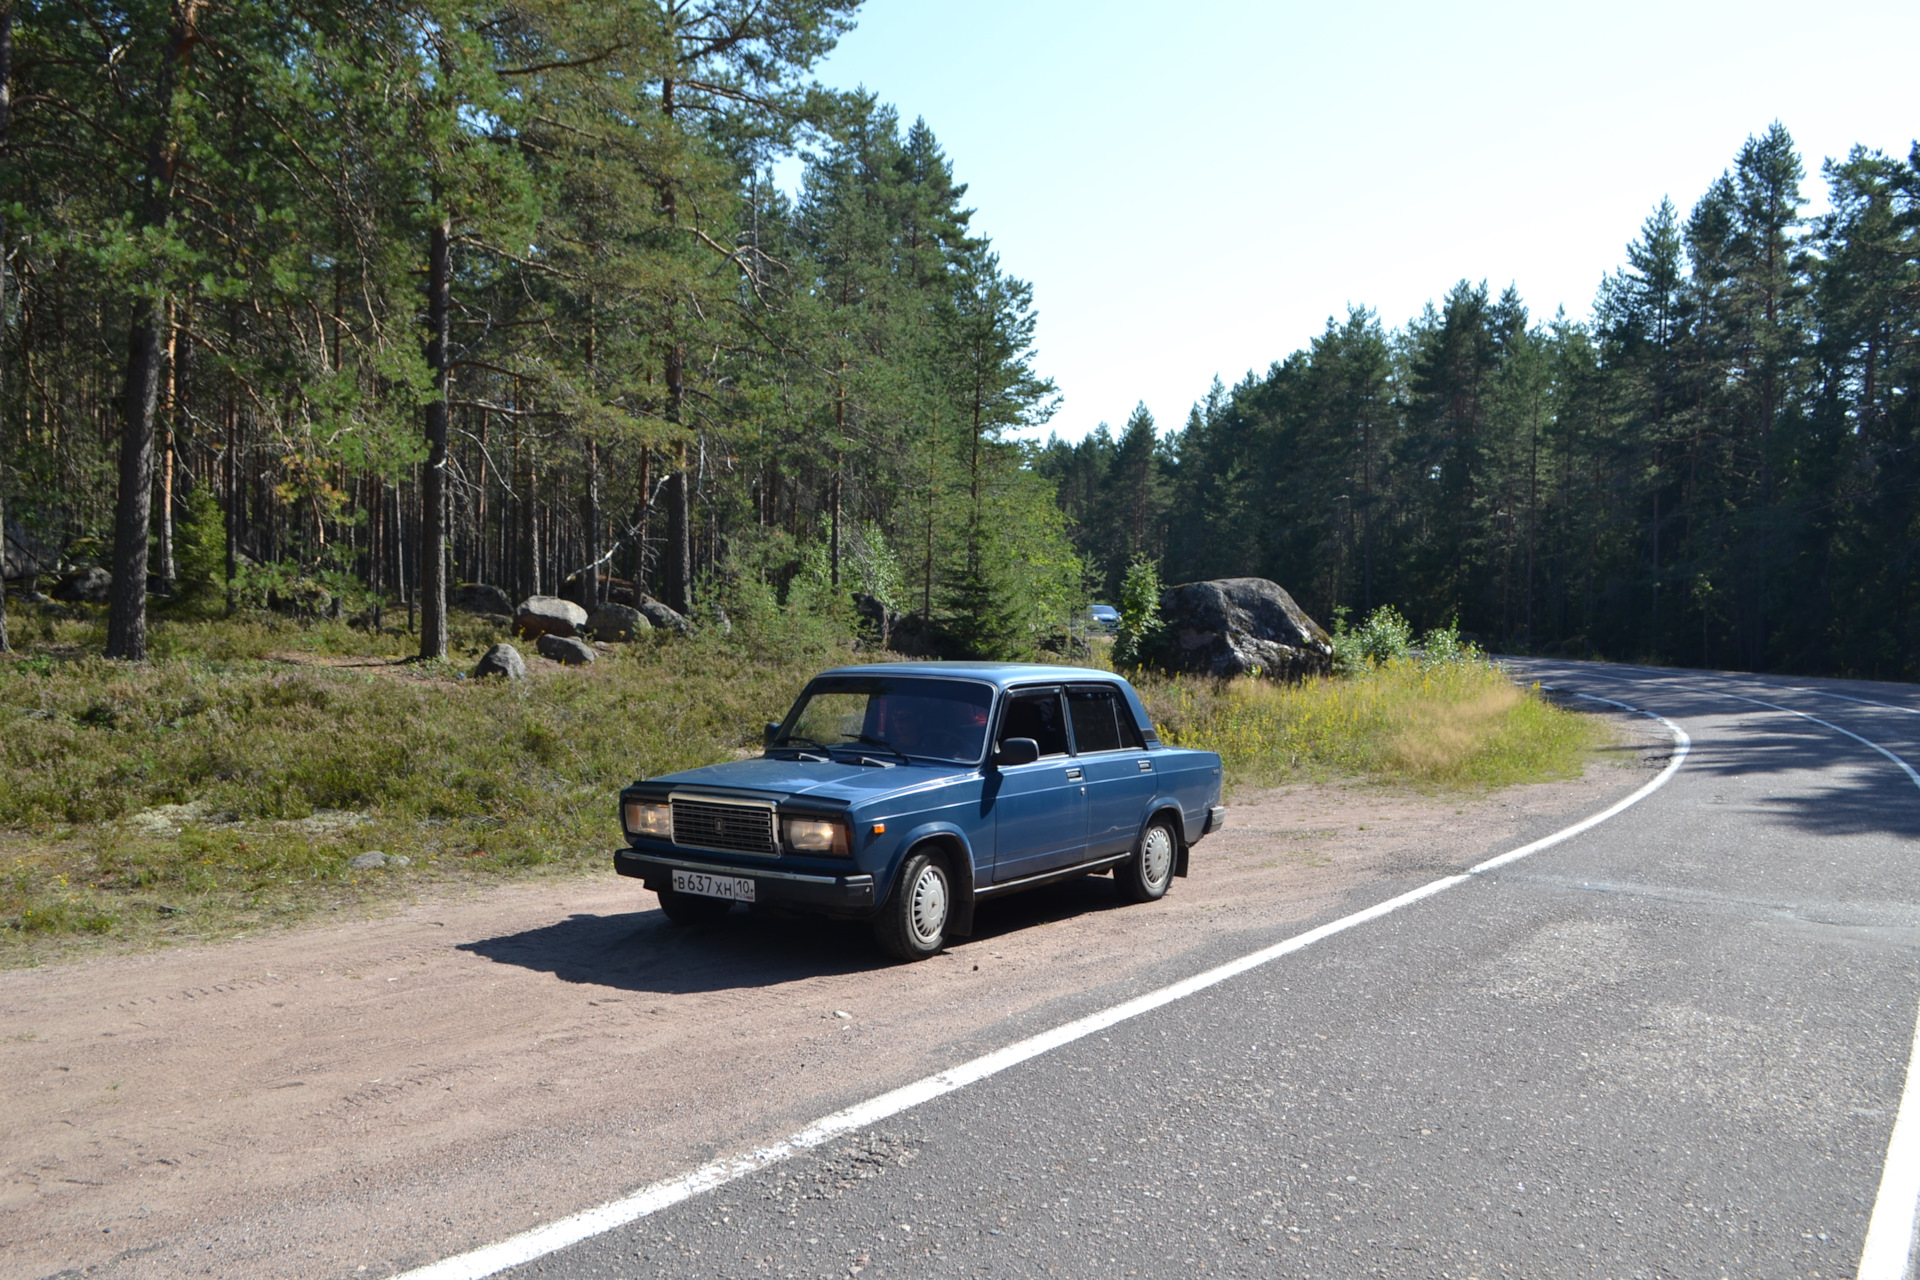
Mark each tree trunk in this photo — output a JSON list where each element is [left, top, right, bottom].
[[106, 0, 203, 659], [582, 437, 600, 610], [0, 1, 13, 653], [107, 300, 164, 658], [664, 341, 690, 613], [156, 311, 178, 593], [418, 216, 450, 660]]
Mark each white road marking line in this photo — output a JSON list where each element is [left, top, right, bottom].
[[390, 692, 1690, 1280], [1552, 668, 1920, 1278], [1865, 993, 1920, 1280], [1687, 688, 1920, 1279]]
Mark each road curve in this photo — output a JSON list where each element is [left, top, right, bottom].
[[477, 659, 1920, 1280]]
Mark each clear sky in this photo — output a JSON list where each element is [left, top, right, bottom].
[[787, 0, 1920, 442]]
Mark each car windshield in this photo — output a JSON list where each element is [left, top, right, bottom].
[[776, 677, 994, 764]]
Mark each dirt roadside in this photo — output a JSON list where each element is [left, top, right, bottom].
[[0, 711, 1666, 1280]]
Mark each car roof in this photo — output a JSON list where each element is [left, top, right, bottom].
[[814, 661, 1127, 690]]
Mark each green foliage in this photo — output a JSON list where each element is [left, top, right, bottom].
[[1417, 619, 1478, 665], [1113, 558, 1164, 668], [172, 487, 227, 600], [1331, 604, 1413, 672]]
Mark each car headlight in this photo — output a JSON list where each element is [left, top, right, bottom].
[[781, 816, 849, 856], [624, 801, 671, 838]]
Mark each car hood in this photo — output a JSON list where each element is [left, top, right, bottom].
[[650, 756, 973, 803]]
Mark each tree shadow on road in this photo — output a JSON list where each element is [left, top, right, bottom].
[[457, 872, 1134, 994]]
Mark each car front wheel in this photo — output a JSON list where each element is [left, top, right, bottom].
[[1116, 816, 1177, 903], [874, 849, 950, 962]]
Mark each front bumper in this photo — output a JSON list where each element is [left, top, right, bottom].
[[614, 848, 877, 915]]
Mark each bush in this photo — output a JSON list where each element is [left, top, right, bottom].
[[1114, 558, 1164, 668], [1331, 604, 1413, 672]]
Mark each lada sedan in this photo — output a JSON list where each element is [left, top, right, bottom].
[[614, 663, 1226, 960]]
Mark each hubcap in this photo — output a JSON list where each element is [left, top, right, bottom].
[[1142, 825, 1174, 888], [909, 864, 949, 946]]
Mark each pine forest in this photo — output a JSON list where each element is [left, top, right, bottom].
[[1, 3, 1918, 681]]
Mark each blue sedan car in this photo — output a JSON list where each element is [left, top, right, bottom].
[[615, 663, 1226, 960]]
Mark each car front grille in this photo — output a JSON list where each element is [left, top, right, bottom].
[[671, 798, 776, 856]]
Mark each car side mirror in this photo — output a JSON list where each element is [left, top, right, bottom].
[[995, 737, 1040, 767], [764, 722, 782, 748]]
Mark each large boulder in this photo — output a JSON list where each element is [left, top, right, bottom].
[[588, 602, 649, 641], [472, 642, 527, 680], [1153, 577, 1333, 681], [636, 596, 691, 635], [536, 633, 596, 666], [51, 566, 112, 604], [451, 583, 513, 616], [514, 595, 587, 639]]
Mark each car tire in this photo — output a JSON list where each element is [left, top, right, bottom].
[[873, 849, 951, 962], [656, 887, 734, 925], [1116, 816, 1177, 903]]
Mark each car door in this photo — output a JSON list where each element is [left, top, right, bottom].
[[1069, 683, 1156, 857], [989, 687, 1089, 883]]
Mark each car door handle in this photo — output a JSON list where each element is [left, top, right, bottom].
[[1137, 759, 1153, 772], [1065, 768, 1083, 782]]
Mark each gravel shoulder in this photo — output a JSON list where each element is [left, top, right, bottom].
[[0, 711, 1664, 1280]]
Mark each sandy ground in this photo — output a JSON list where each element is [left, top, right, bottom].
[[0, 713, 1665, 1280]]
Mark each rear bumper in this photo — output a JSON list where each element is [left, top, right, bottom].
[[614, 848, 877, 916], [1203, 804, 1227, 835]]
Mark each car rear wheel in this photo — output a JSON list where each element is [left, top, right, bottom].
[[656, 887, 734, 925], [1116, 816, 1177, 903], [874, 849, 950, 962]]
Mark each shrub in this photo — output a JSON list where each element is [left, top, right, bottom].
[[1113, 558, 1164, 669], [1331, 604, 1413, 672]]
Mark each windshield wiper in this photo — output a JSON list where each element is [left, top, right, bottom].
[[770, 733, 830, 761], [855, 736, 912, 762]]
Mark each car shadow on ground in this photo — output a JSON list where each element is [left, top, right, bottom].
[[457, 872, 1137, 994]]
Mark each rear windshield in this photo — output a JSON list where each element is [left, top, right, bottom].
[[776, 677, 995, 764]]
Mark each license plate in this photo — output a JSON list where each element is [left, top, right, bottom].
[[672, 869, 756, 902]]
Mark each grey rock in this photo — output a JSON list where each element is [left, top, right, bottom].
[[348, 851, 410, 870], [451, 583, 513, 616], [472, 642, 528, 680], [1153, 577, 1333, 681], [514, 595, 588, 639], [588, 602, 650, 641], [636, 597, 691, 635], [536, 633, 596, 665], [51, 566, 112, 604]]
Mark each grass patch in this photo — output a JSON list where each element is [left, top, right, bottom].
[[0, 606, 852, 964], [0, 604, 1608, 962], [1136, 657, 1609, 792]]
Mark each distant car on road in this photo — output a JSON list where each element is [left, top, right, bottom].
[[615, 663, 1225, 960], [1087, 604, 1119, 632]]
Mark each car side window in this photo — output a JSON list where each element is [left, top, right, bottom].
[[1067, 687, 1125, 753], [999, 691, 1070, 757]]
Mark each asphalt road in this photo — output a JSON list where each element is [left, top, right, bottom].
[[488, 660, 1920, 1280]]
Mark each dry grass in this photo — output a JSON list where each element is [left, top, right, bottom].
[[1135, 658, 1607, 793]]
